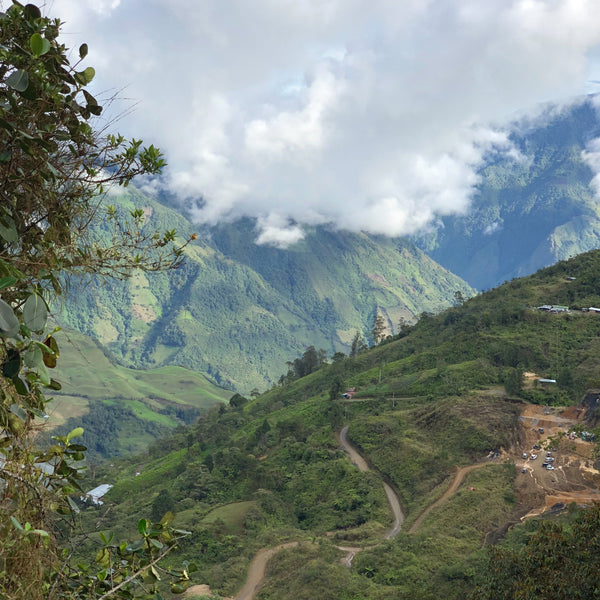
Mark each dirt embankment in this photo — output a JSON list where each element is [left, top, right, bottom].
[[514, 404, 600, 517], [191, 407, 600, 599]]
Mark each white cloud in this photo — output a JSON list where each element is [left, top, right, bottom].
[[254, 214, 306, 248], [582, 137, 600, 195], [22, 0, 600, 245]]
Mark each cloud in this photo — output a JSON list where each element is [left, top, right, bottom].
[[254, 214, 306, 248], [484, 222, 502, 235], [26, 0, 600, 245]]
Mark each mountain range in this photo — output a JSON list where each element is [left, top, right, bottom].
[[81, 248, 600, 600], [54, 189, 472, 395], [55, 97, 600, 399], [413, 97, 600, 290]]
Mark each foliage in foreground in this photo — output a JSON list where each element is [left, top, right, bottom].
[[0, 2, 194, 598]]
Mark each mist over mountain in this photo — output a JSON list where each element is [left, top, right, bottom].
[[414, 97, 600, 290], [55, 188, 472, 394]]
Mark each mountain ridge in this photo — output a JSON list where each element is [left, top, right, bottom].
[[55, 188, 473, 394], [83, 249, 600, 599]]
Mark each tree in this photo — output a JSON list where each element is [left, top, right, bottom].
[[151, 489, 176, 522], [328, 375, 345, 401], [503, 367, 523, 397], [471, 504, 600, 600], [289, 346, 327, 379], [0, 3, 194, 598], [350, 332, 367, 357], [454, 290, 465, 306], [229, 393, 248, 409], [372, 313, 387, 345]]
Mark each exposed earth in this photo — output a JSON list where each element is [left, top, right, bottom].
[[184, 402, 600, 599], [513, 403, 600, 517]]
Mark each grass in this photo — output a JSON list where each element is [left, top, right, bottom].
[[46, 328, 232, 457], [202, 501, 257, 534]]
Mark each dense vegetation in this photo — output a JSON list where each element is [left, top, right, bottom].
[[55, 199, 474, 394], [80, 250, 600, 599], [0, 3, 195, 598]]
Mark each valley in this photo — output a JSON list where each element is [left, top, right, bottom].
[[71, 250, 600, 600], [5, 6, 600, 598], [182, 400, 600, 599]]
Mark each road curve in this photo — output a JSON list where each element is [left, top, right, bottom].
[[234, 542, 298, 600], [339, 426, 405, 539], [407, 463, 488, 534], [232, 428, 406, 599]]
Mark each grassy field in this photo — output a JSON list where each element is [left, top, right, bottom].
[[45, 328, 232, 456]]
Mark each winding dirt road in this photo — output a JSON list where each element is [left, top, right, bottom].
[[407, 463, 489, 533], [339, 426, 405, 539], [234, 542, 299, 600], [230, 428, 405, 599]]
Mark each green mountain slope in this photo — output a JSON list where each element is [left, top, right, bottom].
[[414, 98, 600, 290], [46, 328, 232, 457], [85, 250, 600, 599], [55, 187, 473, 394]]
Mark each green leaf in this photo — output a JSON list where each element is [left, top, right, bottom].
[[9, 403, 27, 422], [29, 33, 50, 57], [0, 298, 19, 337], [160, 511, 174, 526], [6, 69, 29, 92], [12, 375, 29, 395], [0, 276, 17, 289], [23, 346, 50, 385], [187, 562, 198, 573], [74, 67, 95, 86], [99, 532, 113, 545], [67, 444, 87, 452], [79, 43, 88, 59], [66, 427, 84, 441], [137, 518, 149, 536], [95, 547, 110, 567], [0, 150, 11, 163], [67, 496, 81, 515], [23, 4, 42, 20], [23, 294, 48, 332], [47, 378, 61, 390], [150, 565, 161, 580], [42, 335, 59, 368], [0, 217, 18, 243], [125, 539, 145, 553], [2, 349, 21, 378]]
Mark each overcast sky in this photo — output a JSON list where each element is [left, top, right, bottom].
[[29, 1, 600, 245]]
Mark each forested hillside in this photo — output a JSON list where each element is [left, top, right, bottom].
[[83, 250, 600, 599], [414, 98, 600, 290], [55, 187, 473, 394]]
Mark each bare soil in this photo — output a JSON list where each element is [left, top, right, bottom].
[[514, 404, 600, 518], [193, 408, 600, 599]]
